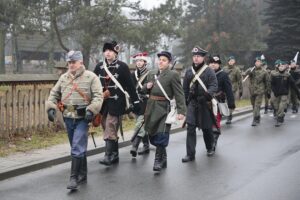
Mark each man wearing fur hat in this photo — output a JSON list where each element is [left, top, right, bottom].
[[130, 52, 150, 157], [93, 41, 140, 166], [182, 46, 218, 162], [46, 50, 103, 190], [223, 56, 242, 124]]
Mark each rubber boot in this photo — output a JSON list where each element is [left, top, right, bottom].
[[130, 136, 141, 157], [67, 157, 81, 190], [110, 140, 119, 164], [153, 146, 163, 171], [161, 147, 167, 169], [226, 114, 232, 124], [138, 134, 150, 155], [99, 140, 113, 166], [77, 156, 87, 184]]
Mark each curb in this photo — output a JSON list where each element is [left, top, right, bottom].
[[0, 108, 253, 181]]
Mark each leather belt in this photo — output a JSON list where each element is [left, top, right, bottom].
[[149, 95, 167, 101]]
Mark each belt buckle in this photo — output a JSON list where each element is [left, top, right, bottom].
[[66, 105, 75, 112]]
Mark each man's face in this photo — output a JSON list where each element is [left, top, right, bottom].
[[68, 60, 82, 73], [193, 55, 205, 65], [209, 62, 220, 71], [228, 59, 235, 66], [278, 64, 286, 72], [255, 60, 262, 68], [136, 59, 146, 68], [290, 62, 296, 69], [104, 49, 117, 60], [158, 56, 170, 70]]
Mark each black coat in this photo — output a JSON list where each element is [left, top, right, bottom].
[[94, 60, 139, 116], [271, 70, 299, 97], [290, 68, 300, 88], [131, 69, 149, 115], [215, 68, 235, 109], [183, 64, 218, 129]]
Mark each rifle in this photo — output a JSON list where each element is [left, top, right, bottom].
[[242, 66, 255, 82], [130, 120, 145, 142], [170, 58, 177, 70]]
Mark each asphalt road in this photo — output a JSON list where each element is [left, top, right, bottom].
[[1, 112, 300, 200]]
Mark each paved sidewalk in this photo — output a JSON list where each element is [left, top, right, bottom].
[[0, 106, 252, 179]]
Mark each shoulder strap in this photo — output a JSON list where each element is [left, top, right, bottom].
[[189, 65, 209, 90], [135, 70, 149, 89], [103, 61, 130, 108], [154, 75, 171, 102]]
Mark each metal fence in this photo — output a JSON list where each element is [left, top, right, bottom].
[[0, 74, 59, 139]]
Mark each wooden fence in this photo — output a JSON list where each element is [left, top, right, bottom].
[[0, 74, 59, 139]]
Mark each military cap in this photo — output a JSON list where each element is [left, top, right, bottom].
[[192, 46, 208, 56], [66, 50, 83, 62], [255, 56, 263, 61], [132, 52, 149, 62], [209, 55, 222, 64], [157, 51, 172, 61], [228, 56, 235, 61], [103, 40, 120, 54]]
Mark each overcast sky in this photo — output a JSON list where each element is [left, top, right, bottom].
[[134, 0, 166, 9]]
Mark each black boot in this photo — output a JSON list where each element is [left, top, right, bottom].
[[182, 155, 195, 163], [264, 106, 268, 114], [275, 117, 281, 127], [226, 114, 232, 124], [110, 140, 119, 164], [256, 116, 261, 124], [99, 140, 113, 166], [161, 147, 167, 169], [153, 147, 163, 171], [212, 130, 220, 151], [138, 134, 150, 155], [130, 136, 141, 157], [251, 117, 257, 126], [77, 156, 87, 184], [67, 157, 81, 190]]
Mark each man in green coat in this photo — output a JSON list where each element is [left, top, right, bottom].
[[223, 56, 243, 124], [143, 51, 186, 172], [244, 57, 270, 126]]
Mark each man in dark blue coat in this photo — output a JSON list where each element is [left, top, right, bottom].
[[182, 47, 218, 162]]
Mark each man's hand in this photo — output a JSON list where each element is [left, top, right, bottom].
[[47, 109, 56, 122], [85, 110, 94, 122], [177, 114, 185, 120], [146, 82, 154, 89]]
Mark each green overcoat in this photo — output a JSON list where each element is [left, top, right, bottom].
[[143, 68, 186, 136]]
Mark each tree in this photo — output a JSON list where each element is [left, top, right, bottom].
[[179, 0, 264, 65], [264, 0, 300, 61]]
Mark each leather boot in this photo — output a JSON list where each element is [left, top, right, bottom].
[[251, 117, 257, 126], [153, 147, 163, 171], [256, 116, 261, 124], [110, 140, 119, 164], [226, 114, 232, 124], [67, 157, 81, 190], [99, 140, 113, 166], [275, 117, 282, 127], [138, 134, 150, 155], [264, 106, 268, 114], [182, 155, 195, 163], [212, 130, 220, 151], [161, 147, 167, 169], [130, 136, 141, 157], [77, 156, 87, 184]]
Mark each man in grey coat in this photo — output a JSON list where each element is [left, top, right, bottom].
[[182, 47, 218, 162]]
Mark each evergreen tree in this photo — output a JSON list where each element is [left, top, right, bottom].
[[264, 0, 300, 62]]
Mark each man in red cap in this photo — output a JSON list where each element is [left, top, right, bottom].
[[130, 52, 151, 157]]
